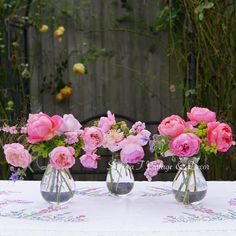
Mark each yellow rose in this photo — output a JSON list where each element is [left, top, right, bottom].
[[73, 63, 85, 75], [39, 25, 49, 33], [60, 86, 73, 97], [56, 93, 64, 102], [58, 26, 65, 33], [54, 26, 65, 38]]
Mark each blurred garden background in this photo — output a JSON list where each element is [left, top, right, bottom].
[[0, 0, 236, 181]]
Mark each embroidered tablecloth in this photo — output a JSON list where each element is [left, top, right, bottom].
[[0, 181, 236, 236]]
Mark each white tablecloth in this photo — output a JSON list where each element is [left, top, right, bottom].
[[0, 181, 236, 236]]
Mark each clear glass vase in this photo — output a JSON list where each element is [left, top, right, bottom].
[[40, 164, 75, 205], [172, 157, 207, 204], [106, 158, 134, 196]]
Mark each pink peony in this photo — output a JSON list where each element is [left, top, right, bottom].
[[144, 160, 164, 181], [82, 126, 104, 151], [49, 146, 75, 169], [207, 122, 232, 152], [103, 129, 124, 152], [80, 153, 100, 169], [27, 113, 62, 143], [98, 110, 116, 133], [58, 114, 82, 133], [120, 143, 144, 164], [169, 133, 201, 157], [187, 107, 216, 125], [3, 143, 32, 168], [158, 115, 186, 138]]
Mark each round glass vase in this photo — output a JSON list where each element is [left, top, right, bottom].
[[106, 158, 134, 196], [40, 164, 75, 205], [172, 157, 207, 205]]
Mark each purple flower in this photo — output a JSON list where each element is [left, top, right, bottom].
[[9, 172, 21, 182], [141, 135, 150, 143], [149, 140, 156, 153], [131, 121, 146, 134], [144, 160, 164, 181]]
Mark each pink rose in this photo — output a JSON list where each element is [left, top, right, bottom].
[[27, 113, 62, 143], [120, 143, 144, 164], [82, 126, 104, 151], [98, 110, 116, 133], [58, 114, 82, 133], [169, 133, 201, 157], [144, 160, 164, 181], [80, 153, 100, 169], [187, 107, 216, 125], [3, 143, 32, 168], [158, 115, 186, 138], [207, 122, 232, 152], [49, 146, 75, 169]]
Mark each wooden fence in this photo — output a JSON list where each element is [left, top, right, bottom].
[[28, 0, 183, 122], [27, 0, 183, 181]]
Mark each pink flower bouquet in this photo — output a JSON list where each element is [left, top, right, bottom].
[[145, 107, 233, 204], [2, 112, 84, 204], [79, 111, 151, 195]]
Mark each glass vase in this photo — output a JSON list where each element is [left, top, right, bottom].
[[172, 157, 207, 205], [40, 164, 75, 205], [106, 158, 134, 196]]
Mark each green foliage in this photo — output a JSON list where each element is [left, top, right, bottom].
[[154, 135, 172, 156], [30, 135, 84, 159]]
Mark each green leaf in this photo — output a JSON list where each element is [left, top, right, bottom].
[[199, 13, 204, 21], [204, 2, 214, 9]]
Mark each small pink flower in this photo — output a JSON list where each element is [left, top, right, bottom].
[[187, 107, 216, 125], [2, 125, 18, 134], [120, 143, 144, 164], [207, 122, 232, 152], [3, 143, 32, 168], [20, 127, 27, 134], [131, 121, 146, 134], [82, 126, 104, 151], [80, 153, 100, 169], [58, 114, 82, 133], [103, 129, 124, 152], [158, 115, 186, 138], [98, 110, 116, 133], [65, 132, 79, 144], [27, 112, 62, 143], [49, 146, 75, 169], [169, 133, 201, 157], [144, 160, 164, 181]]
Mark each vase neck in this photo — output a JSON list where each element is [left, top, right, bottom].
[[179, 156, 200, 165], [112, 152, 120, 161]]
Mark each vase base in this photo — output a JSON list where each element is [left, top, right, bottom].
[[106, 182, 134, 195], [41, 191, 75, 205], [172, 189, 207, 204]]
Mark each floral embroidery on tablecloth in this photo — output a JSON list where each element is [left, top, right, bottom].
[[0, 204, 86, 222], [163, 204, 236, 223]]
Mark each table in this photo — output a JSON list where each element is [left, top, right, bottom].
[[0, 181, 236, 236]]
